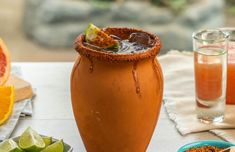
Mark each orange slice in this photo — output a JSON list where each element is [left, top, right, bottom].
[[0, 86, 15, 125], [0, 38, 11, 86]]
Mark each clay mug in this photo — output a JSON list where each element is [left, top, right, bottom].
[[71, 27, 164, 152]]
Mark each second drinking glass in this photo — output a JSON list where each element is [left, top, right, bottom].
[[220, 28, 235, 105]]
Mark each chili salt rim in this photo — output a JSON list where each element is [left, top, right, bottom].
[[74, 27, 161, 62]]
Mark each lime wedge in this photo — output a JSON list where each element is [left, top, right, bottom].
[[41, 140, 64, 152], [18, 127, 45, 152], [0, 139, 23, 152], [42, 137, 52, 148], [85, 23, 119, 49]]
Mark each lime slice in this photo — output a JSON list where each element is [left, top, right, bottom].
[[85, 23, 119, 49], [41, 140, 64, 152], [18, 127, 45, 152], [0, 139, 23, 152], [42, 137, 52, 148]]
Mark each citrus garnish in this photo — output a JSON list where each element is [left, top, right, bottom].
[[41, 140, 64, 152], [18, 127, 45, 152], [85, 23, 119, 49], [0, 139, 23, 152], [42, 136, 52, 148], [0, 86, 15, 125], [0, 38, 11, 86]]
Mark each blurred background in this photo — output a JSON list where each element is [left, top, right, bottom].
[[0, 0, 235, 61]]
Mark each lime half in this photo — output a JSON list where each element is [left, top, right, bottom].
[[41, 140, 64, 152], [42, 137, 52, 148], [85, 23, 119, 49], [18, 127, 45, 152], [0, 139, 23, 152]]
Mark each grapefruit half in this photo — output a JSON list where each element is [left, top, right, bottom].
[[0, 38, 10, 86]]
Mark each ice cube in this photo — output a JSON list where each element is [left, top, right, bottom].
[[132, 43, 146, 51], [128, 32, 154, 47], [118, 40, 130, 53]]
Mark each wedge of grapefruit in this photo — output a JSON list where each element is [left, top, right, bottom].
[[0, 86, 15, 125], [85, 23, 119, 49], [0, 38, 10, 86]]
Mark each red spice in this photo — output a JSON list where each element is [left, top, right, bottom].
[[185, 146, 224, 152]]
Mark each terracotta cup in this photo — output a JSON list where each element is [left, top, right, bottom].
[[71, 27, 164, 152]]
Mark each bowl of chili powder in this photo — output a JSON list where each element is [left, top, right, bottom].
[[177, 140, 235, 152]]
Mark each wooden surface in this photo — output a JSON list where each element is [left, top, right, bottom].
[[11, 62, 222, 152], [6, 75, 34, 102]]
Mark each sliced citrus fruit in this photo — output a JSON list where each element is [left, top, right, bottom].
[[42, 136, 53, 148], [85, 23, 119, 49], [18, 127, 45, 152], [0, 38, 11, 86], [0, 139, 23, 152], [0, 86, 15, 125], [41, 140, 64, 152]]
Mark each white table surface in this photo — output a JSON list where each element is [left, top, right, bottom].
[[11, 62, 222, 152]]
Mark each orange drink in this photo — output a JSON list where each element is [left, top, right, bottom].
[[195, 56, 222, 101], [227, 64, 235, 104], [226, 44, 235, 104], [193, 29, 228, 123]]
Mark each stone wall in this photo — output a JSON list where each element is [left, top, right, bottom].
[[23, 0, 224, 53]]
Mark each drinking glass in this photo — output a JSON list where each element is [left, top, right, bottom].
[[220, 28, 235, 104], [193, 29, 228, 123]]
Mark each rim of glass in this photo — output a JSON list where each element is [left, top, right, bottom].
[[192, 29, 229, 42], [219, 27, 235, 31], [219, 27, 235, 41]]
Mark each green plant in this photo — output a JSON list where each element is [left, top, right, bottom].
[[90, 0, 114, 9], [228, 6, 235, 14], [226, 0, 235, 5], [91, 0, 116, 1], [152, 0, 188, 12]]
